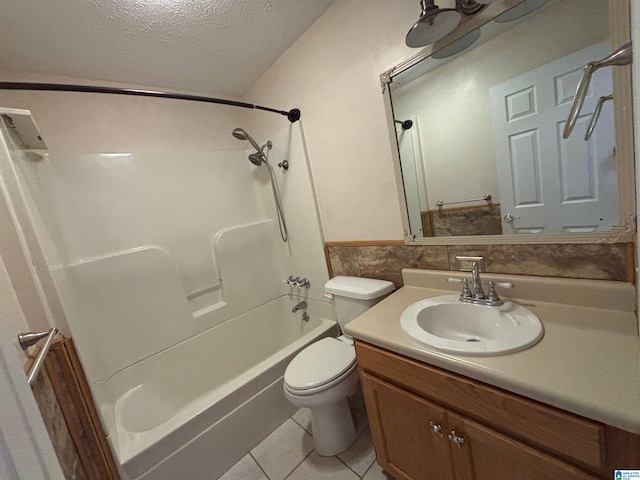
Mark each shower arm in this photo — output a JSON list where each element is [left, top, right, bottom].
[[562, 42, 632, 139], [0, 82, 302, 123]]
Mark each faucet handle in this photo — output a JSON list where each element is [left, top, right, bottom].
[[448, 277, 472, 300], [295, 277, 310, 289], [284, 275, 295, 286], [461, 279, 472, 299], [486, 281, 504, 306]]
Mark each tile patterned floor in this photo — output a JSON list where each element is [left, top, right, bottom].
[[218, 408, 394, 480]]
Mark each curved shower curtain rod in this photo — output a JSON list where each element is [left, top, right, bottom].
[[0, 82, 302, 123]]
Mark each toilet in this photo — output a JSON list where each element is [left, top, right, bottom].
[[283, 276, 395, 456]]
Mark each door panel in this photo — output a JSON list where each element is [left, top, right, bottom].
[[447, 412, 600, 480], [490, 41, 617, 234], [361, 373, 453, 480]]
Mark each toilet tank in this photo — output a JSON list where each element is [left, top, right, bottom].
[[325, 276, 396, 333]]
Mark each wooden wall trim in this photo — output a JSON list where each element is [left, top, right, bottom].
[[324, 240, 405, 247], [29, 336, 121, 480], [323, 244, 334, 278]]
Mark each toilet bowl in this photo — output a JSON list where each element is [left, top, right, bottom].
[[283, 336, 360, 455], [283, 276, 395, 456]]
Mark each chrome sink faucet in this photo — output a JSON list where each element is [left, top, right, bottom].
[[471, 261, 485, 300], [450, 257, 513, 307]]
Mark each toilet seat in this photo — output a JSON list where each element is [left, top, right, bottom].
[[284, 337, 356, 395]]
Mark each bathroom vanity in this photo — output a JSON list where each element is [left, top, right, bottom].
[[345, 269, 640, 479]]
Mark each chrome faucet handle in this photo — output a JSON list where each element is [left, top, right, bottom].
[[461, 278, 472, 299], [486, 281, 503, 306], [284, 275, 295, 286], [448, 277, 472, 300], [297, 277, 311, 289]]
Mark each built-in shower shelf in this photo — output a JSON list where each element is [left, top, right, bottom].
[[0, 108, 48, 150]]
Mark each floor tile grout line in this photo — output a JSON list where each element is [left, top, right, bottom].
[[282, 448, 315, 480], [360, 459, 378, 479], [334, 453, 365, 478], [290, 416, 312, 436], [248, 451, 271, 480]]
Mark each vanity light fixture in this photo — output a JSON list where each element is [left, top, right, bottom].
[[432, 28, 481, 59], [494, 0, 549, 23], [405, 0, 485, 48]]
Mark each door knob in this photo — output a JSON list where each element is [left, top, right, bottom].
[[503, 213, 515, 223]]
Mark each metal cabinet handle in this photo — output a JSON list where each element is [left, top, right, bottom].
[[448, 431, 465, 448], [429, 421, 443, 437]]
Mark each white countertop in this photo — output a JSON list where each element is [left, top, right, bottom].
[[344, 269, 640, 434]]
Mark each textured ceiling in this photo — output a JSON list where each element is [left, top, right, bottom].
[[0, 0, 334, 97]]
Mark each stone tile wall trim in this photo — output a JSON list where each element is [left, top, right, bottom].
[[326, 242, 634, 288]]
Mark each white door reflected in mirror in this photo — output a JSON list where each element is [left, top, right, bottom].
[[387, 0, 632, 241], [489, 41, 618, 235]]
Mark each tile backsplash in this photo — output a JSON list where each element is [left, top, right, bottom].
[[326, 242, 634, 288], [423, 204, 502, 238]]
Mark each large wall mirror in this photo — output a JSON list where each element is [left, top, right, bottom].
[[384, 0, 635, 245]]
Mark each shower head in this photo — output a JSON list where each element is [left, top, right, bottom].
[[232, 127, 273, 166], [232, 127, 263, 153], [232, 127, 247, 140], [248, 152, 264, 166]]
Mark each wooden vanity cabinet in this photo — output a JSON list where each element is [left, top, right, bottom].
[[356, 341, 640, 480], [360, 373, 454, 480]]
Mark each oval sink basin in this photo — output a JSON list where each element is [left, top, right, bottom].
[[401, 295, 543, 356]]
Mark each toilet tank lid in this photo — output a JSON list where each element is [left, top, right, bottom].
[[325, 276, 395, 300]]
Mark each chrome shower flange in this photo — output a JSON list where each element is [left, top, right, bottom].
[[277, 160, 289, 170]]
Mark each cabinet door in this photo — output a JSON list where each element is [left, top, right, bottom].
[[447, 412, 601, 480], [360, 373, 454, 480]]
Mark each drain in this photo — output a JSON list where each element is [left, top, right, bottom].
[[466, 338, 481, 342]]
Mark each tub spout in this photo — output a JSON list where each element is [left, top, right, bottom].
[[292, 301, 307, 313]]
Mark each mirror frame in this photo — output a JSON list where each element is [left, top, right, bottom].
[[382, 0, 635, 245]]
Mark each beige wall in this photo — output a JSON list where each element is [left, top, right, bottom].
[[246, 0, 430, 241]]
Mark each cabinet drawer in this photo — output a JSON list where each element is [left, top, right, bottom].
[[355, 342, 605, 472]]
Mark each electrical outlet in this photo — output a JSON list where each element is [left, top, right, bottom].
[[455, 256, 485, 272]]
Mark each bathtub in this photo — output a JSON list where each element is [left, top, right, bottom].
[[97, 295, 337, 480]]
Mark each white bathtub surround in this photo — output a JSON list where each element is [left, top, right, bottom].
[[12, 123, 329, 380], [219, 409, 391, 480], [4, 119, 334, 479]]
